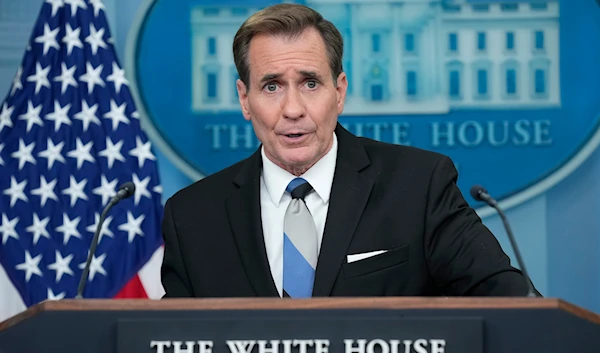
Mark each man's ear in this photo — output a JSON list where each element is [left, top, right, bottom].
[[236, 79, 251, 121], [335, 72, 348, 115]]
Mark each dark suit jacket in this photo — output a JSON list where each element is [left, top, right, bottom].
[[161, 124, 535, 297]]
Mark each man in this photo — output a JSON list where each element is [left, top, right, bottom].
[[161, 4, 536, 298]]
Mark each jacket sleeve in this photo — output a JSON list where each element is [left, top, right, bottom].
[[161, 198, 194, 297], [423, 156, 539, 296]]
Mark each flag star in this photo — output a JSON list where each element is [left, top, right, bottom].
[[0, 214, 20, 245], [10, 66, 23, 96], [56, 213, 82, 245], [98, 137, 125, 168], [15, 251, 43, 283], [26, 213, 51, 245], [106, 62, 129, 94], [67, 138, 95, 169], [11, 139, 37, 170], [54, 62, 78, 94], [47, 250, 74, 282], [3, 176, 28, 207], [74, 101, 101, 131], [38, 138, 66, 169], [153, 185, 163, 194], [118, 211, 145, 243], [26, 62, 51, 94], [85, 23, 107, 55], [131, 111, 140, 119], [34, 23, 60, 55], [132, 174, 151, 206], [79, 62, 105, 94], [0, 102, 14, 132], [0, 143, 4, 166], [103, 99, 129, 131], [78, 253, 107, 281], [64, 0, 87, 17], [86, 213, 114, 244], [62, 175, 88, 207], [45, 101, 72, 131], [46, 0, 64, 17], [18, 100, 44, 133], [62, 24, 83, 55], [31, 175, 59, 207], [47, 288, 67, 300], [89, 0, 105, 17], [92, 175, 118, 206], [129, 136, 156, 168]]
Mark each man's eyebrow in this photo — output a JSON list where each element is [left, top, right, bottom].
[[258, 71, 325, 83], [298, 70, 323, 80], [259, 73, 281, 83]]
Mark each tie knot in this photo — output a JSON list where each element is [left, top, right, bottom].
[[286, 178, 313, 200]]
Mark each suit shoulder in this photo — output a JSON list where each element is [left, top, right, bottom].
[[166, 156, 248, 207], [354, 137, 460, 195], [359, 137, 450, 167]]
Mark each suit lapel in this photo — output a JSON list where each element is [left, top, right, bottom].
[[225, 150, 279, 297], [313, 125, 374, 296]]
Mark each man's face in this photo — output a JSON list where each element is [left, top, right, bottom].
[[237, 27, 347, 176]]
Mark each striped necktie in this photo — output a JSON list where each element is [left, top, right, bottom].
[[283, 178, 318, 298]]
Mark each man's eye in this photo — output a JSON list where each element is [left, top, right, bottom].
[[306, 80, 318, 89], [265, 83, 277, 92]]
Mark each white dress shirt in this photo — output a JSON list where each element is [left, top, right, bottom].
[[260, 133, 338, 297]]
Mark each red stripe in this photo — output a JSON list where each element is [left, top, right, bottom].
[[114, 274, 148, 298]]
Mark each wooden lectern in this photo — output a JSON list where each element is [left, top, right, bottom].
[[0, 297, 598, 353]]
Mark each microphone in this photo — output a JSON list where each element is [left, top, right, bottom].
[[76, 182, 136, 299], [470, 185, 538, 298], [111, 181, 135, 203]]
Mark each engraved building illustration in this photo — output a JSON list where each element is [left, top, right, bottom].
[[191, 0, 560, 115]]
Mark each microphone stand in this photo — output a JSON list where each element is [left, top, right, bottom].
[[75, 197, 119, 299], [487, 200, 537, 298], [472, 186, 538, 298]]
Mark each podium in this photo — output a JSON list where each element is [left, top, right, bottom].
[[0, 297, 598, 353]]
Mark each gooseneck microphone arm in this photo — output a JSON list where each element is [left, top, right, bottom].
[[470, 185, 538, 298], [76, 182, 136, 299]]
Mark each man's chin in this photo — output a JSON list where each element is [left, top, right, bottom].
[[279, 155, 318, 175]]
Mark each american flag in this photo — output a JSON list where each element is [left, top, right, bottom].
[[0, 0, 164, 317]]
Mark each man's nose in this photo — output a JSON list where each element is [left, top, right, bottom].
[[282, 87, 305, 119]]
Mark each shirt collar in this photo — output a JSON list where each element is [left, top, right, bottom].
[[261, 133, 338, 206]]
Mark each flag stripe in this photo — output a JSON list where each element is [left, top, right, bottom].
[[137, 246, 165, 299], [114, 274, 148, 299], [0, 264, 26, 322]]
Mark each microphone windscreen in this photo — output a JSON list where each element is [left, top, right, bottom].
[[470, 185, 487, 201], [119, 181, 136, 199]]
